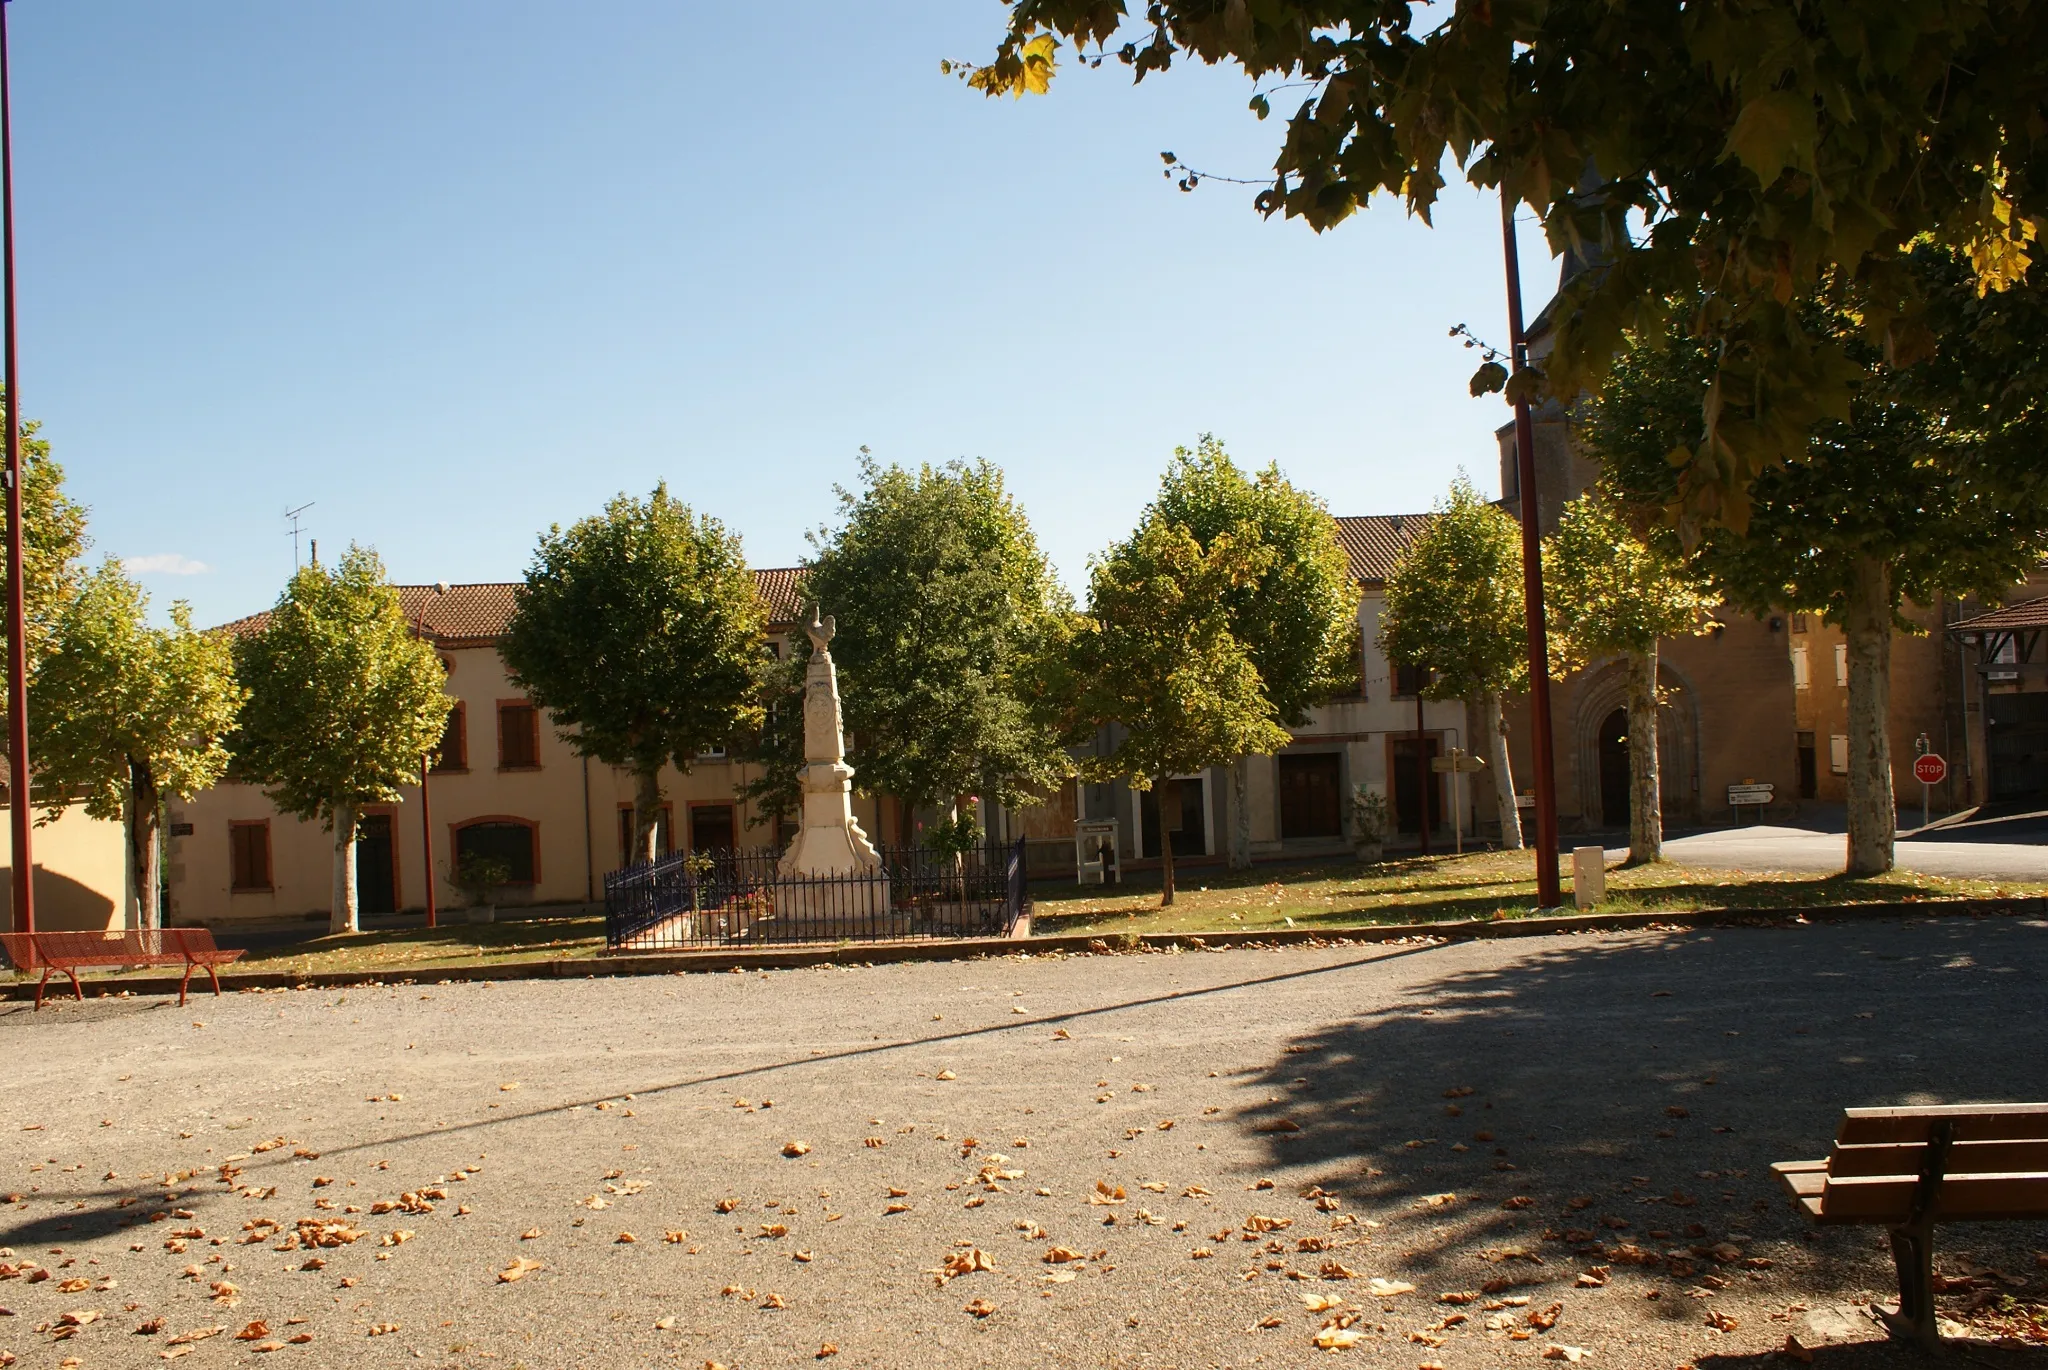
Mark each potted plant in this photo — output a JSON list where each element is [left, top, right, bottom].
[[1350, 785, 1389, 863], [449, 855, 511, 925]]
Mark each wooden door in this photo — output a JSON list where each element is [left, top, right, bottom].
[[1278, 753, 1343, 838]]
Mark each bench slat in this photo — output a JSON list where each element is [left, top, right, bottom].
[[1812, 1172, 2048, 1224], [1826, 1139, 2048, 1179], [1837, 1104, 2048, 1146]]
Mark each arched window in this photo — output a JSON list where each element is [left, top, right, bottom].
[[453, 819, 538, 885]]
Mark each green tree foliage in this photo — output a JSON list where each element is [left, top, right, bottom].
[[796, 454, 1071, 828], [233, 547, 452, 932], [965, 3, 2048, 528], [1146, 436, 1355, 868], [0, 410, 88, 707], [32, 563, 244, 929], [501, 485, 766, 865], [1588, 253, 2048, 874], [1378, 479, 1528, 848], [1545, 495, 1717, 863], [1056, 515, 1292, 907]]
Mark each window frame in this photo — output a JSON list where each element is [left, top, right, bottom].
[[1829, 734, 1850, 775], [496, 700, 542, 771], [431, 700, 469, 773], [228, 820, 273, 893], [616, 802, 673, 866], [450, 815, 541, 886], [687, 801, 738, 854]]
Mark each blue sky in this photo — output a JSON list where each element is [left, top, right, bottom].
[[15, 1, 1555, 626]]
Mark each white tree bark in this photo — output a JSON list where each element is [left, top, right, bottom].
[[1484, 691, 1523, 850], [330, 800, 360, 934], [128, 759, 162, 936], [1843, 556, 1896, 876], [634, 765, 664, 865], [1624, 648, 1663, 864], [1228, 757, 1252, 870]]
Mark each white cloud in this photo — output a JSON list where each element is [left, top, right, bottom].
[[122, 553, 211, 576]]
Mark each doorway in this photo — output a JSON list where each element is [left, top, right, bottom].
[[355, 814, 397, 915], [1796, 731, 1818, 799], [1387, 736, 1441, 835], [1598, 708, 1631, 828], [1278, 753, 1343, 839], [690, 803, 737, 853], [1139, 778, 1208, 858], [1987, 693, 2048, 801]]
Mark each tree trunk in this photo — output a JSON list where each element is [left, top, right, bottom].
[[330, 800, 360, 934], [1484, 691, 1523, 851], [1625, 648, 1664, 864], [1156, 778, 1179, 908], [633, 764, 664, 865], [1228, 757, 1252, 870], [128, 758, 162, 935], [1844, 556, 1896, 876]]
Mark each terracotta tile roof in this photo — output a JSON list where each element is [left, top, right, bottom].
[[752, 566, 804, 626], [1334, 513, 1434, 585], [215, 568, 805, 643], [1950, 595, 2048, 634]]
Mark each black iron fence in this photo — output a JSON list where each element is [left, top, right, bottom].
[[603, 839, 1027, 951]]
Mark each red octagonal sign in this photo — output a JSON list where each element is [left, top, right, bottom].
[[1913, 753, 1948, 786]]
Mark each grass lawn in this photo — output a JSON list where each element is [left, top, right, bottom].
[[1027, 848, 2047, 938], [23, 853, 2041, 988]]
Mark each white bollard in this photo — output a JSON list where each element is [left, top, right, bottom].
[[1571, 846, 1607, 911]]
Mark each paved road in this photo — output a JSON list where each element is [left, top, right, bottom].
[[4, 919, 2047, 1368], [1642, 809, 2048, 881]]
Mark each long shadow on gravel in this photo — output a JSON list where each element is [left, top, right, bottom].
[[1236, 916, 2048, 1327]]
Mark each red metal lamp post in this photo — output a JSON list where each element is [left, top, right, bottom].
[[1500, 190, 1563, 909], [2, 0, 33, 934]]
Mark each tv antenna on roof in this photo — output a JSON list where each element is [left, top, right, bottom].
[[284, 502, 315, 568]]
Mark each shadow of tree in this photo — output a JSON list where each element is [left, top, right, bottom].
[[1232, 917, 2048, 1341]]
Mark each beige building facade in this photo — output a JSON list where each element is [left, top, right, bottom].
[[0, 800, 131, 933], [164, 572, 896, 928]]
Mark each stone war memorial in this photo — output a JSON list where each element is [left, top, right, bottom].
[[775, 606, 892, 932]]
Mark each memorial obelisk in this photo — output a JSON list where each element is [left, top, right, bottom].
[[777, 606, 885, 923]]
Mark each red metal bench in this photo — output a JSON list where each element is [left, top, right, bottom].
[[0, 928, 245, 1008]]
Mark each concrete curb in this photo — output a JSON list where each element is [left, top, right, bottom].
[[7, 896, 2042, 1004]]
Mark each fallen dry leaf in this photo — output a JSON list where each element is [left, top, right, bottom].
[[962, 1298, 996, 1318], [498, 1257, 544, 1283], [935, 1070, 957, 1081], [1543, 1346, 1590, 1362], [782, 1141, 811, 1157], [234, 1321, 270, 1341], [1313, 1326, 1366, 1350], [1368, 1279, 1416, 1298]]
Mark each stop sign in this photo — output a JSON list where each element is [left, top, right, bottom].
[[1913, 752, 1948, 786]]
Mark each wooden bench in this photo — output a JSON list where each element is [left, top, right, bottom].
[[1774, 1103, 2048, 1348], [0, 929, 245, 1009]]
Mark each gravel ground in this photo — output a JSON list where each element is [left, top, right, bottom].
[[3, 917, 2047, 1370]]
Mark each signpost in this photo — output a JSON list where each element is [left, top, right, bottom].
[[1727, 782, 1773, 825], [1431, 747, 1488, 855], [1912, 734, 1947, 830]]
